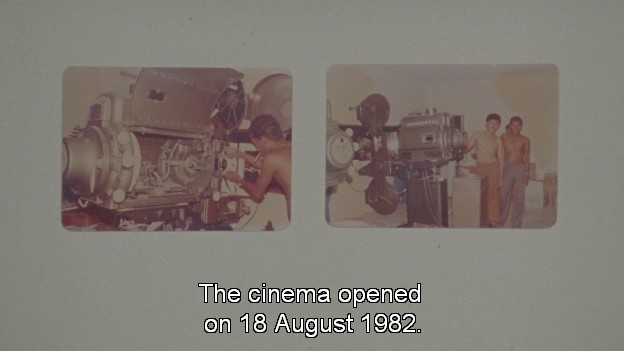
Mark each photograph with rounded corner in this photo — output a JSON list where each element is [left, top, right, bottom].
[[326, 64, 558, 229], [62, 67, 292, 231]]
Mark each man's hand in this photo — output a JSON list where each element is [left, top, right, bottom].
[[223, 171, 242, 183], [223, 146, 242, 159], [345, 173, 353, 184]]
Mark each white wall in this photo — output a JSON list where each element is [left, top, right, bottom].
[[425, 69, 559, 174]]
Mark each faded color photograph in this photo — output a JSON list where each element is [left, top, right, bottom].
[[62, 67, 292, 231], [326, 64, 558, 229]]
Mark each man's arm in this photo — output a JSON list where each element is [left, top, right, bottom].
[[238, 155, 278, 202], [224, 146, 262, 169], [464, 132, 478, 153]]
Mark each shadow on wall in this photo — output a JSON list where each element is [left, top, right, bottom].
[[327, 65, 377, 123], [493, 66, 559, 174]]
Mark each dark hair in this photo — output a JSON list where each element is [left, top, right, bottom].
[[249, 114, 283, 141], [486, 113, 501, 123], [510, 115, 523, 125]]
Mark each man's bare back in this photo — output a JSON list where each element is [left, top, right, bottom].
[[261, 143, 291, 215]]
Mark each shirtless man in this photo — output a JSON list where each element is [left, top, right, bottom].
[[498, 122, 513, 222], [223, 114, 292, 220], [499, 116, 530, 228], [464, 113, 504, 227]]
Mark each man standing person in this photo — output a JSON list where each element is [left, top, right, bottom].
[[465, 113, 504, 227], [498, 122, 513, 223], [223, 114, 292, 220], [499, 116, 530, 228]]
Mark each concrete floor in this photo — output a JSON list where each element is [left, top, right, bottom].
[[331, 202, 557, 229]]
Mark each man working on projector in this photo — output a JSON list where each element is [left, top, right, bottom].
[[499, 116, 530, 228], [465, 113, 504, 227], [223, 114, 292, 220]]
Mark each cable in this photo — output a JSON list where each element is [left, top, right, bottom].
[[426, 168, 442, 226], [222, 176, 235, 195], [421, 167, 442, 226]]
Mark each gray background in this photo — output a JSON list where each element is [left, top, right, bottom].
[[1, 0, 623, 350]]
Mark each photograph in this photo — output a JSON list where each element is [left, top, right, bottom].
[[62, 67, 292, 231], [326, 64, 558, 229]]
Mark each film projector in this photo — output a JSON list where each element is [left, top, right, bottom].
[[327, 93, 467, 227]]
